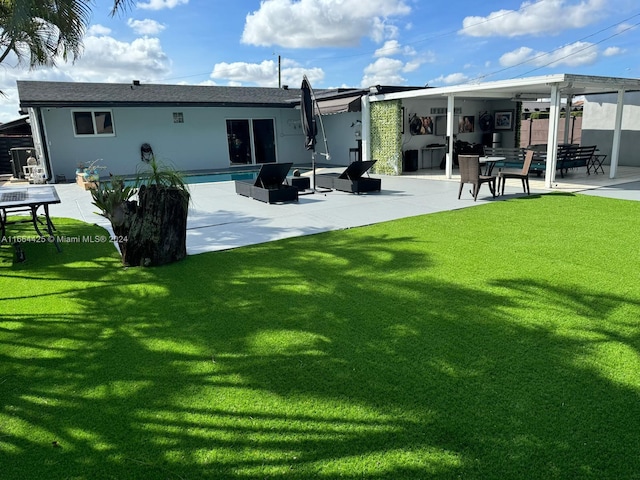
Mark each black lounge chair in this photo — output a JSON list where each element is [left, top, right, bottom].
[[315, 160, 381, 193], [235, 162, 298, 203]]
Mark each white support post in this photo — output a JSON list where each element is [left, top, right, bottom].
[[361, 95, 371, 163], [446, 95, 455, 179], [610, 89, 624, 179], [544, 85, 561, 188]]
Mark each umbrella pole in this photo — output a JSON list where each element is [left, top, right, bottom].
[[311, 150, 331, 193], [310, 151, 318, 192], [297, 150, 319, 196]]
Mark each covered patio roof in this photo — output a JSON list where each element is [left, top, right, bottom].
[[315, 94, 362, 114], [363, 74, 640, 188]]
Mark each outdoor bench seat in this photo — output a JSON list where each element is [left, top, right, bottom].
[[558, 145, 597, 177], [528, 145, 597, 177]]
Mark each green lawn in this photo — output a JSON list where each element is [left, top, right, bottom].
[[2, 193, 640, 479]]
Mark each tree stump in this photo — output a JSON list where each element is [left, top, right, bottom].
[[123, 185, 189, 267]]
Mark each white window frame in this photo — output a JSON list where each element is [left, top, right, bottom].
[[71, 109, 116, 137]]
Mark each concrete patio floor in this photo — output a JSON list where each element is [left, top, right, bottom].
[[9, 164, 640, 256]]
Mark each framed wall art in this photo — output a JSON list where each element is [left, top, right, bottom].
[[458, 115, 474, 133], [408, 113, 434, 135], [494, 110, 514, 130]]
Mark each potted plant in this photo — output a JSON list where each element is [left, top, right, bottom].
[[125, 157, 190, 266], [83, 159, 106, 181], [90, 155, 190, 267], [90, 175, 137, 258]]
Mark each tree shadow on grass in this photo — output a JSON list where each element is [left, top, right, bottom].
[[2, 213, 640, 479]]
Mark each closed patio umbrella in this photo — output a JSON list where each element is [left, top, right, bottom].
[[301, 76, 317, 152], [300, 75, 330, 192]]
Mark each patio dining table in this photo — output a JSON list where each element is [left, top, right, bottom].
[[479, 156, 506, 176], [0, 185, 61, 252]]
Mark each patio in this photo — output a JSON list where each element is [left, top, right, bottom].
[[40, 164, 640, 256]]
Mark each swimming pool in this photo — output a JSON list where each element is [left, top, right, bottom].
[[121, 166, 310, 187], [182, 171, 259, 184], [122, 170, 259, 187]]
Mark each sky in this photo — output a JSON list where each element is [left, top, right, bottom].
[[0, 0, 639, 123]]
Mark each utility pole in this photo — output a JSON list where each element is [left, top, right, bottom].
[[278, 55, 281, 88]]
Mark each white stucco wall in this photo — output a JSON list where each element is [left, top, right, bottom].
[[581, 91, 640, 167], [39, 105, 314, 179], [318, 112, 362, 165]]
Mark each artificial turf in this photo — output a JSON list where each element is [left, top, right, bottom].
[[1, 192, 640, 479]]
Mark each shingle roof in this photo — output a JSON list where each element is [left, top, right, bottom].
[[17, 81, 304, 108]]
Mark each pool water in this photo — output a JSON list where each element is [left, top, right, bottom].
[[184, 171, 259, 184], [123, 170, 259, 187], [120, 166, 311, 187]]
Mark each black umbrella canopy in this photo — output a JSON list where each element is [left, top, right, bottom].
[[301, 76, 317, 152]]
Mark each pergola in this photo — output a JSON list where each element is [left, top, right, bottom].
[[362, 74, 640, 188]]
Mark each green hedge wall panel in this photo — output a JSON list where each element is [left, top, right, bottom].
[[370, 100, 402, 175]]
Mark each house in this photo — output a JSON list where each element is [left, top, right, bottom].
[[17, 74, 640, 189], [16, 80, 373, 182]]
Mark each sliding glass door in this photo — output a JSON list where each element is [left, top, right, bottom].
[[226, 119, 276, 165]]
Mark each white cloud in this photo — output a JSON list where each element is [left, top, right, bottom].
[[210, 59, 324, 88], [616, 22, 637, 34], [499, 41, 598, 68], [360, 57, 406, 87], [500, 46, 536, 66], [55, 34, 172, 83], [87, 24, 112, 36], [603, 46, 623, 57], [127, 18, 166, 35], [403, 60, 422, 73], [136, 0, 188, 10], [370, 17, 399, 44], [430, 72, 470, 86], [374, 40, 416, 58], [375, 40, 401, 57], [241, 0, 411, 48], [460, 0, 607, 38]]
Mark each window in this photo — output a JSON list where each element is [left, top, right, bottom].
[[173, 112, 184, 123], [72, 110, 115, 136]]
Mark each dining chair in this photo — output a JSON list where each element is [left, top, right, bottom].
[[497, 150, 534, 195], [458, 155, 496, 201]]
